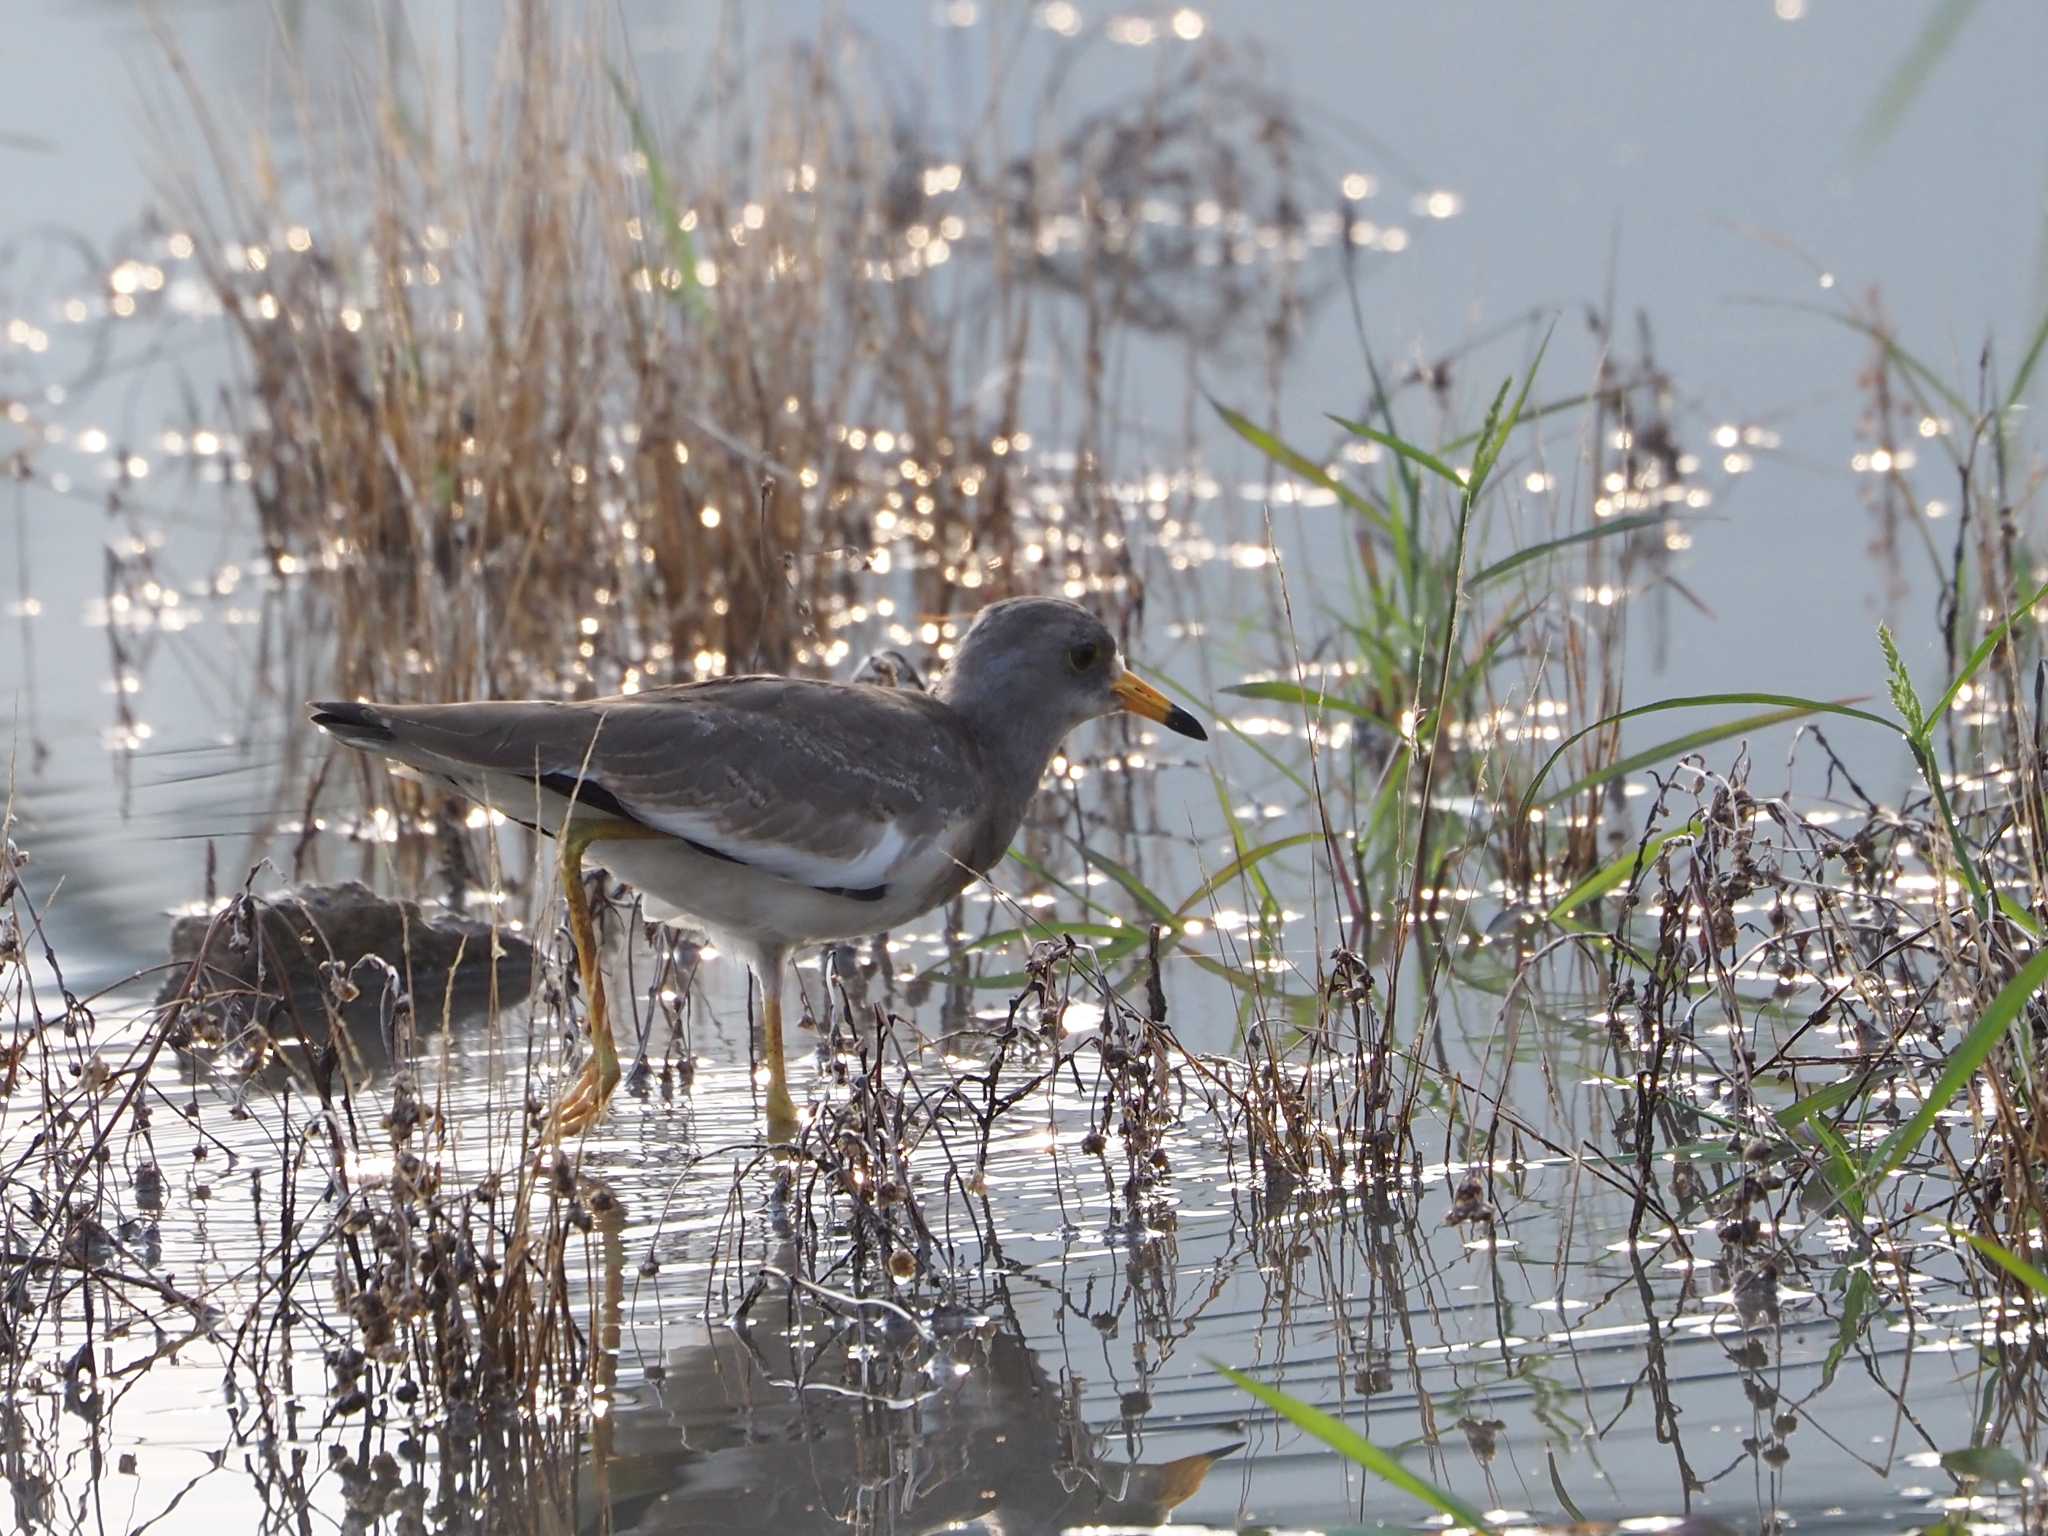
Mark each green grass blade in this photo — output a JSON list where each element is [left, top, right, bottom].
[[2006, 305, 2048, 410], [1223, 679, 1396, 729], [1463, 378, 1514, 502], [1821, 1270, 1873, 1390], [1920, 574, 2048, 740], [1447, 601, 1545, 701], [1342, 605, 1429, 668], [954, 933, 1146, 990], [1470, 510, 1669, 590], [1216, 714, 1318, 798], [1896, 736, 2009, 923], [1742, 298, 1973, 422], [1359, 741, 1414, 871], [1941, 1445, 2028, 1485], [606, 65, 709, 320], [1146, 662, 1323, 794], [1006, 849, 1114, 920], [1775, 1077, 1865, 1131], [1359, 345, 1427, 607], [1861, 944, 2048, 1192], [1853, 0, 1982, 156], [1184, 956, 1317, 1025], [1087, 850, 1178, 926], [1176, 832, 1323, 917], [1209, 1360, 1493, 1531], [1211, 399, 1401, 542], [1326, 413, 1467, 492], [1807, 1117, 1866, 1222], [1437, 390, 1597, 456], [1468, 323, 1552, 500], [1205, 771, 1288, 936], [1742, 1087, 1869, 1170], [1523, 696, 1887, 817], [1547, 1452, 1586, 1525], [1544, 818, 1701, 924], [1957, 1228, 2048, 1297], [960, 921, 1132, 953]]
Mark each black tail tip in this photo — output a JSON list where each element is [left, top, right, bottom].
[[308, 700, 394, 742]]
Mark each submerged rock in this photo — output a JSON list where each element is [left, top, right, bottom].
[[158, 880, 534, 1015]]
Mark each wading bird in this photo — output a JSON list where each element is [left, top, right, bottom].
[[309, 597, 1206, 1142]]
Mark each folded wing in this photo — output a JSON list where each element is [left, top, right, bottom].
[[310, 678, 983, 900]]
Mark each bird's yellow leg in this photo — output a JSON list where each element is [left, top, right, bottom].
[[760, 983, 797, 1145], [546, 820, 667, 1141]]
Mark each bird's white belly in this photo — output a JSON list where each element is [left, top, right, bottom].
[[593, 832, 962, 947], [436, 766, 973, 948]]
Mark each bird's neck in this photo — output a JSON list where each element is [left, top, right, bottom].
[[936, 677, 1074, 854]]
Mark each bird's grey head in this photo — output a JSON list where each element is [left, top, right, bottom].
[[936, 597, 1207, 744]]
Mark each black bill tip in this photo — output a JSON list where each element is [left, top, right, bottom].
[[1164, 704, 1208, 742], [308, 700, 395, 743]]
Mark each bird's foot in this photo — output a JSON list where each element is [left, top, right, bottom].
[[546, 1048, 621, 1142], [763, 1077, 800, 1149]]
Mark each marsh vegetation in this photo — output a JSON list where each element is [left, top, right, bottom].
[[5, 5, 2048, 1534]]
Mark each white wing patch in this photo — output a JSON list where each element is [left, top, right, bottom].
[[629, 802, 915, 893]]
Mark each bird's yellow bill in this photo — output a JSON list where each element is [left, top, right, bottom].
[[1112, 671, 1208, 741]]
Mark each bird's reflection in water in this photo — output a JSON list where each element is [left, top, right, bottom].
[[576, 1240, 1236, 1533]]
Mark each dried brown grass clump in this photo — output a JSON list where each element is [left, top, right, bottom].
[[149, 5, 1329, 720]]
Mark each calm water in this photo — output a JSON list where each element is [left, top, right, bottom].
[[4, 3, 2046, 1532]]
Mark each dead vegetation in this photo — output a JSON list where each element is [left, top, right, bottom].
[[152, 2, 1334, 695]]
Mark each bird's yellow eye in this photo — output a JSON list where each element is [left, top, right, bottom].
[[1067, 641, 1100, 673]]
